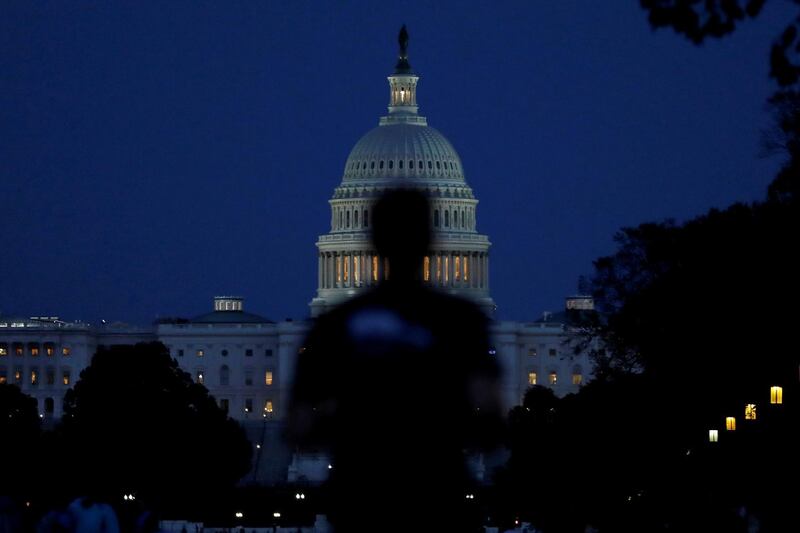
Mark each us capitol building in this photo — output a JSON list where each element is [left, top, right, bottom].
[[0, 29, 593, 485]]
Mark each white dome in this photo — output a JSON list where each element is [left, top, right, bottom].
[[342, 123, 466, 184]]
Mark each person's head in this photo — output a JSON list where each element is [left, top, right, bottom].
[[372, 189, 430, 281]]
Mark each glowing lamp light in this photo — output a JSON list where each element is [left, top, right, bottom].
[[708, 429, 719, 443], [745, 404, 757, 420], [235, 512, 243, 519], [725, 417, 736, 431], [273, 512, 281, 518], [770, 386, 783, 405]]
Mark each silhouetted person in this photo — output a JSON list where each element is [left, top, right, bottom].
[[288, 189, 502, 532]]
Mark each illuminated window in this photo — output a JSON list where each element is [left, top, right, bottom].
[[15, 344, 23, 356], [196, 349, 204, 357], [337, 256, 342, 283], [745, 404, 757, 420], [244, 399, 253, 413], [423, 256, 430, 281], [344, 255, 350, 282], [372, 256, 378, 282], [30, 368, 38, 386], [46, 367, 55, 386], [725, 417, 736, 431], [264, 400, 274, 414], [0, 344, 6, 356], [62, 347, 70, 356], [245, 349, 253, 357], [528, 348, 537, 357], [220, 398, 229, 413], [0, 369, 6, 384], [14, 368, 22, 384], [196, 371, 204, 385], [220, 365, 230, 386], [245, 371, 253, 386], [45, 344, 54, 356], [354, 256, 360, 283], [265, 349, 273, 357], [572, 365, 583, 386], [528, 372, 537, 385], [454, 256, 461, 281], [463, 256, 468, 281], [44, 397, 54, 414], [548, 372, 557, 386], [444, 256, 449, 283], [265, 371, 273, 386], [770, 386, 783, 405], [62, 370, 71, 386], [30, 345, 40, 356], [708, 429, 719, 443]]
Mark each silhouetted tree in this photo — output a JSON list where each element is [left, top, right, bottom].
[[640, 0, 800, 87], [57, 342, 251, 514], [0, 384, 40, 497]]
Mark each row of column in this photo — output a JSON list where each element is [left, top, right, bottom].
[[318, 251, 489, 290]]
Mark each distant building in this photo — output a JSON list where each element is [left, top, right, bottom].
[[0, 30, 595, 485]]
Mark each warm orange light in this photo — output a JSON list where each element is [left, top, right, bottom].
[[528, 372, 537, 385], [770, 386, 783, 405], [745, 404, 757, 420], [265, 371, 273, 386], [725, 417, 736, 431]]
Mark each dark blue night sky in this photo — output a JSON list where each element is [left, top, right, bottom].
[[1, 1, 794, 324]]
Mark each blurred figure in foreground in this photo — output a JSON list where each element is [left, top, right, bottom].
[[289, 189, 502, 532]]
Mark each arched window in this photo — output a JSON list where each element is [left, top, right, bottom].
[[379, 160, 384, 169], [339, 210, 343, 229], [354, 210, 359, 227], [434, 210, 440, 227], [388, 160, 394, 169], [419, 160, 423, 169], [436, 161, 441, 169], [399, 160, 403, 169], [220, 365, 230, 386], [428, 160, 433, 169], [444, 210, 449, 227], [409, 160, 414, 169], [364, 209, 369, 228], [346, 211, 350, 228]]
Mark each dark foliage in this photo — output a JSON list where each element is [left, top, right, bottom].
[[55, 342, 251, 513], [641, 0, 800, 88], [0, 384, 40, 496]]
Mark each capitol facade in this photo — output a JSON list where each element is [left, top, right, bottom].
[[0, 30, 593, 485]]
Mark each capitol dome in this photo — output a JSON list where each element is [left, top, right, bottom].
[[342, 124, 467, 186], [310, 26, 494, 316]]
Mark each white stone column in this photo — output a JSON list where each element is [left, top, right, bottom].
[[348, 254, 354, 288], [318, 254, 323, 290]]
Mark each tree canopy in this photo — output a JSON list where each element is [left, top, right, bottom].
[[0, 384, 41, 496], [57, 342, 252, 512]]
